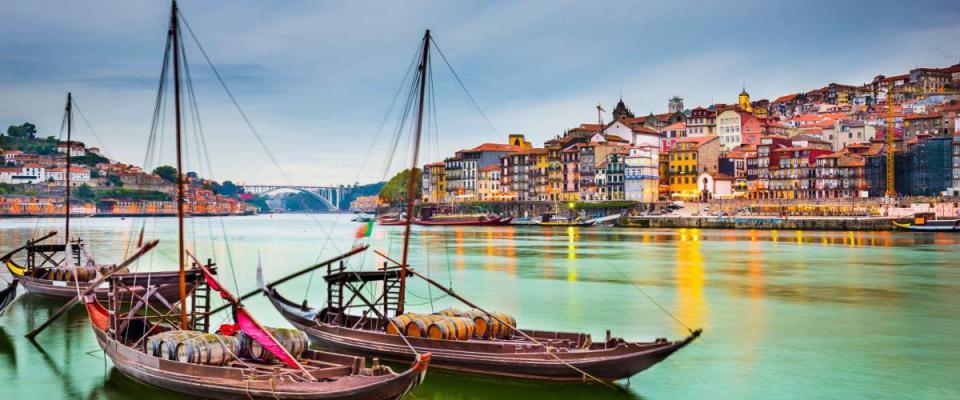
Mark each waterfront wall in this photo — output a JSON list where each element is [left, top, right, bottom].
[[618, 216, 899, 231]]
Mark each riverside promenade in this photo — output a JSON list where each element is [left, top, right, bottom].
[[617, 215, 899, 231]]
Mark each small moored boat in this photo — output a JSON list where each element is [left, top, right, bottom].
[[892, 212, 960, 232]]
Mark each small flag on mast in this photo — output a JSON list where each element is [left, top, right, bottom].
[[355, 220, 374, 239]]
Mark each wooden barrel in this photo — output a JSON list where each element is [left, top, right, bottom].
[[468, 311, 492, 338], [386, 314, 418, 335], [435, 308, 465, 317], [73, 267, 94, 282], [426, 317, 457, 340], [470, 311, 516, 339], [175, 334, 240, 366], [148, 331, 205, 360], [244, 327, 309, 362], [404, 317, 431, 338], [489, 311, 516, 339], [50, 267, 64, 281], [449, 317, 476, 340]]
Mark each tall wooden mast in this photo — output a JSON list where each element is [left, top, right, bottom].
[[65, 92, 72, 242], [171, 0, 188, 329], [397, 30, 430, 316]]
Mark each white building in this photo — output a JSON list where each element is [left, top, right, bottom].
[[3, 150, 24, 164], [0, 164, 44, 184], [46, 166, 91, 185], [696, 172, 734, 200], [624, 145, 660, 203], [716, 109, 744, 151], [822, 120, 876, 151], [57, 141, 86, 157]]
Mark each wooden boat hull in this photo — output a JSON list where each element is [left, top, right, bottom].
[[93, 328, 426, 400], [18, 271, 192, 303], [892, 220, 960, 232], [266, 290, 698, 382], [412, 216, 511, 226], [538, 221, 594, 227], [0, 279, 17, 315]]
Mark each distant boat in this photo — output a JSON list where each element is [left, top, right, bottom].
[[352, 212, 375, 222], [413, 213, 511, 226], [538, 212, 594, 227], [892, 212, 960, 232]]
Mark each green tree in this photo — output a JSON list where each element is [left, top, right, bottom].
[[6, 122, 37, 139], [152, 165, 178, 183], [244, 195, 270, 212], [219, 180, 240, 196], [378, 168, 421, 204], [107, 175, 123, 187], [74, 184, 95, 200]]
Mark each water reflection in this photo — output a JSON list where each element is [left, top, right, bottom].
[[674, 229, 706, 335]]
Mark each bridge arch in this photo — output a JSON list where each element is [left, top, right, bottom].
[[242, 185, 342, 211]]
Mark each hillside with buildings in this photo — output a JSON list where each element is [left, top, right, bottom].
[[0, 124, 254, 216], [420, 63, 960, 206]]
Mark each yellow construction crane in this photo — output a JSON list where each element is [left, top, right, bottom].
[[881, 82, 960, 197]]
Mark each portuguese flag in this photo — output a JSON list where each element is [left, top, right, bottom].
[[355, 220, 374, 239]]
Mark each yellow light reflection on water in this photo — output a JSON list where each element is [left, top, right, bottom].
[[675, 228, 705, 335]]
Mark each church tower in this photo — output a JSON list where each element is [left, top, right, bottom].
[[668, 96, 684, 113], [738, 86, 752, 112], [612, 97, 634, 121]]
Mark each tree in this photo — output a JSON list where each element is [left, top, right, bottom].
[[74, 184, 95, 200], [219, 180, 239, 196], [378, 168, 421, 204], [6, 122, 37, 139], [90, 170, 100, 179], [107, 175, 123, 187], [152, 165, 178, 183]]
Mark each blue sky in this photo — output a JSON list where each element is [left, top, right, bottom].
[[1, 0, 957, 185]]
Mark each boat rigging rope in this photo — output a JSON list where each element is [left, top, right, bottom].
[[611, 268, 694, 334]]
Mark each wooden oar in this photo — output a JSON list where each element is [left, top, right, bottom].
[[25, 240, 159, 339], [0, 231, 57, 261], [206, 244, 369, 316]]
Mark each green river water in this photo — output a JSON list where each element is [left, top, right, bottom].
[[0, 214, 957, 399]]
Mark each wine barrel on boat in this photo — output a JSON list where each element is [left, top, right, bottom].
[[63, 267, 95, 282], [426, 317, 456, 340], [386, 314, 418, 335], [148, 331, 206, 360], [404, 316, 431, 338], [470, 311, 516, 339], [241, 327, 308, 362], [428, 317, 475, 340], [175, 334, 241, 366], [436, 308, 467, 317]]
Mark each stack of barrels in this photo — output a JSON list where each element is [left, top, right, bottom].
[[148, 330, 241, 366], [238, 327, 309, 362], [387, 308, 516, 340], [47, 266, 96, 282]]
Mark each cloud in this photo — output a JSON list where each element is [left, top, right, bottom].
[[1, 0, 958, 185]]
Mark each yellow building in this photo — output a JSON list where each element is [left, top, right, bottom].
[[669, 136, 720, 199], [533, 150, 549, 201], [477, 164, 502, 201], [426, 162, 446, 203], [738, 87, 752, 112]]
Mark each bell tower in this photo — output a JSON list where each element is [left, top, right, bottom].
[[738, 85, 752, 112]]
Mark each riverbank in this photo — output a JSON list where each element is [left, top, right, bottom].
[[617, 215, 900, 231]]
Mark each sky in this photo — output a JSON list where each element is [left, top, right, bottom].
[[1, 0, 958, 186]]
